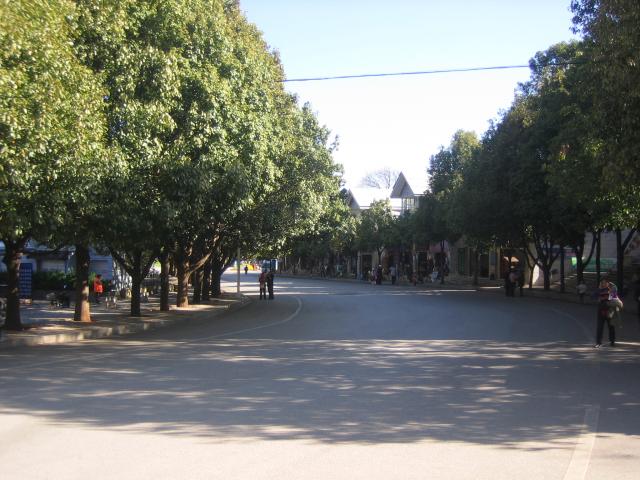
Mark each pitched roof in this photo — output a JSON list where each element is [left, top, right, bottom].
[[345, 187, 402, 214], [390, 172, 428, 198]]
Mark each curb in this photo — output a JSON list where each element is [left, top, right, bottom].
[[0, 293, 252, 348]]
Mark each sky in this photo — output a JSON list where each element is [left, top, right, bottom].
[[240, 1, 579, 188]]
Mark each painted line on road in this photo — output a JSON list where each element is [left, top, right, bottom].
[[189, 296, 303, 341], [562, 404, 600, 480]]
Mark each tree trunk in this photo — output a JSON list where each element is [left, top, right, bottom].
[[73, 243, 92, 322], [583, 232, 597, 283], [542, 266, 551, 291], [2, 239, 26, 330], [532, 237, 559, 291], [616, 229, 623, 291], [202, 260, 211, 301], [573, 236, 586, 285], [192, 267, 203, 303], [595, 230, 602, 286], [440, 240, 445, 285], [473, 248, 479, 286], [560, 247, 565, 293], [211, 258, 223, 297], [129, 252, 142, 317], [615, 228, 636, 293], [176, 257, 189, 307], [523, 247, 534, 289], [160, 250, 170, 312]]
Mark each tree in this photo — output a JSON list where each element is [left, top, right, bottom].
[[356, 200, 395, 264], [359, 167, 399, 189], [533, 41, 606, 286], [252, 101, 343, 275], [448, 154, 497, 286], [428, 130, 479, 196], [425, 130, 479, 283], [571, 2, 640, 291], [571, 0, 640, 187], [74, 0, 191, 316], [164, 3, 342, 307], [0, 0, 106, 329]]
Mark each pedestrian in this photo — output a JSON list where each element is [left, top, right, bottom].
[[504, 269, 513, 297], [267, 269, 275, 300], [244, 265, 248, 275], [258, 270, 267, 300], [508, 269, 518, 297], [577, 281, 587, 304], [390, 265, 397, 285], [595, 278, 616, 348], [517, 268, 525, 297], [376, 265, 383, 285], [93, 274, 103, 304]]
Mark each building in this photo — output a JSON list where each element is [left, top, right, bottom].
[[0, 241, 129, 296], [345, 187, 402, 216], [390, 172, 427, 214]]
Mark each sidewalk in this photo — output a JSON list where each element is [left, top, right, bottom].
[[0, 292, 250, 348]]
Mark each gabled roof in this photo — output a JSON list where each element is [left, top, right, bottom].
[[390, 172, 428, 199], [346, 187, 390, 210], [345, 187, 402, 215]]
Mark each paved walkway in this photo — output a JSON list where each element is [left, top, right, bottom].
[[283, 271, 640, 309], [0, 291, 248, 348], [3, 271, 639, 348], [280, 271, 640, 343]]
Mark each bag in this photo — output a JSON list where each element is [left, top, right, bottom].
[[608, 298, 623, 310], [606, 298, 624, 327]]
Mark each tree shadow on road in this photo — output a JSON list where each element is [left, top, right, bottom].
[[2, 334, 639, 449]]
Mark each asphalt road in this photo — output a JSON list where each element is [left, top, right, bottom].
[[1, 272, 639, 479]]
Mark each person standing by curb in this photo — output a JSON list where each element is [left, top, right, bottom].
[[93, 274, 104, 304]]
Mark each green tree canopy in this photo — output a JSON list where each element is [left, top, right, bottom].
[[0, 0, 106, 329]]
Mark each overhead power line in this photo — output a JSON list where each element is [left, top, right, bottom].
[[282, 61, 588, 83]]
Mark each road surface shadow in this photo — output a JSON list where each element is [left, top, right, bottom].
[[1, 335, 639, 448]]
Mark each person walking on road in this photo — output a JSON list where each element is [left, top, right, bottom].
[[389, 265, 397, 285], [517, 268, 525, 297], [376, 265, 383, 285], [267, 270, 275, 300], [258, 271, 267, 300], [595, 277, 617, 348], [244, 265, 248, 275], [504, 269, 514, 297]]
